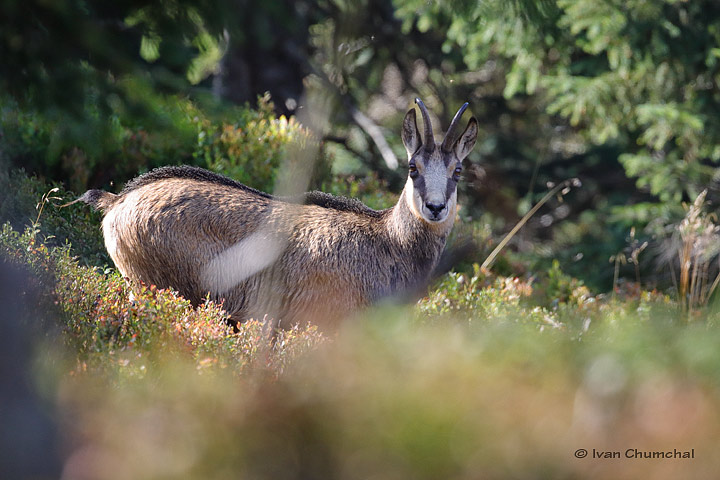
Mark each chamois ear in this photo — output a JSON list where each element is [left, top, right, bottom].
[[402, 109, 422, 158], [454, 117, 478, 161]]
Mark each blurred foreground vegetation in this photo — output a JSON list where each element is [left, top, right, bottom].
[[2, 165, 720, 479], [4, 0, 720, 478]]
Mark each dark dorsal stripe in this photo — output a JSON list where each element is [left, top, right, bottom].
[[121, 165, 385, 217], [122, 165, 274, 199], [303, 191, 385, 218]]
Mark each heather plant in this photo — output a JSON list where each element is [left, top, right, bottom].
[[45, 285, 720, 480], [0, 221, 325, 378]]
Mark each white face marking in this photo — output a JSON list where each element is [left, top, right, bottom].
[[406, 153, 457, 224], [404, 177, 423, 219], [202, 229, 284, 294]]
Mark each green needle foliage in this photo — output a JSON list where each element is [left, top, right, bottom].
[[395, 0, 720, 205]]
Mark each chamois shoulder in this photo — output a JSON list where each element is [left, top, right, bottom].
[[303, 191, 385, 218], [121, 165, 274, 199]]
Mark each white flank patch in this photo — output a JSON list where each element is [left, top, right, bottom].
[[202, 230, 284, 294]]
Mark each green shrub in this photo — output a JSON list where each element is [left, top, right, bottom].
[[419, 265, 562, 330], [0, 87, 201, 192], [196, 94, 323, 193], [2, 91, 322, 194], [0, 166, 109, 266]]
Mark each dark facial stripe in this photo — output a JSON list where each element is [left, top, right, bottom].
[[445, 176, 458, 201], [412, 174, 426, 198]]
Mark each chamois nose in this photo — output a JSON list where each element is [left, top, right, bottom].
[[425, 202, 446, 217]]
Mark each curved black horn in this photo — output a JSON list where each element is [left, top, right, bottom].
[[441, 102, 469, 153], [415, 98, 435, 152]]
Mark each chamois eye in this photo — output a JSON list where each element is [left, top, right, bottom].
[[453, 164, 462, 180], [409, 162, 418, 177]]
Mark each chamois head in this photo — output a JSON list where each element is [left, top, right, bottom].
[[401, 99, 478, 225]]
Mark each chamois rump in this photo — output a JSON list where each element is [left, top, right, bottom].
[[77, 99, 478, 328]]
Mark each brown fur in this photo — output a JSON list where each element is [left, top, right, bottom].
[[79, 101, 477, 328]]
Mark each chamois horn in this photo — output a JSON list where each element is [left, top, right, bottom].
[[415, 98, 435, 152], [441, 102, 470, 153]]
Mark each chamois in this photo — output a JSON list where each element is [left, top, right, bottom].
[[77, 99, 478, 328]]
